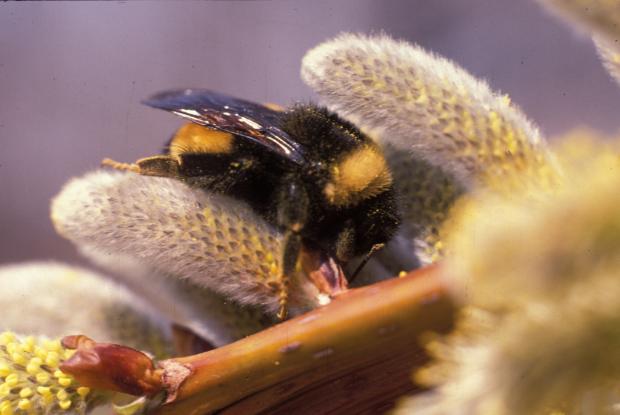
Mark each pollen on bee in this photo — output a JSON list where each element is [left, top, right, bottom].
[[325, 145, 392, 206], [169, 124, 234, 156]]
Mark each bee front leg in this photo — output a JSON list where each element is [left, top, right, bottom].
[[102, 155, 180, 178], [275, 178, 309, 320], [277, 231, 301, 320]]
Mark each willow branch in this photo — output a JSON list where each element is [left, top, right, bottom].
[[151, 265, 453, 415]]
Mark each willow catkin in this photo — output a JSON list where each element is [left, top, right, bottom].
[[51, 171, 321, 315], [302, 33, 559, 263]]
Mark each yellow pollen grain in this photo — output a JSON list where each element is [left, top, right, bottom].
[[6, 343, 19, 355], [34, 346, 47, 361], [19, 388, 33, 398], [416, 92, 429, 105], [35, 372, 50, 384], [26, 359, 42, 375], [59, 400, 72, 410], [0, 332, 16, 346], [0, 401, 12, 415], [488, 111, 502, 137], [269, 262, 278, 276], [0, 363, 10, 377], [22, 337, 35, 353], [58, 377, 72, 387], [11, 352, 27, 366], [56, 389, 68, 401], [36, 386, 51, 396], [43, 339, 62, 352], [0, 383, 11, 397], [77, 387, 90, 397], [17, 399, 31, 411], [5, 373, 19, 386], [45, 352, 60, 367], [42, 393, 54, 405]]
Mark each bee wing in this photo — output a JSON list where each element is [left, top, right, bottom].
[[143, 89, 304, 165]]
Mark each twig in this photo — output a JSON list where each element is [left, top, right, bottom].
[[153, 264, 454, 414]]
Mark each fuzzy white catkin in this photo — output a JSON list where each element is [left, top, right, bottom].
[[397, 142, 620, 415], [596, 38, 620, 87], [301, 33, 558, 192], [51, 171, 322, 318], [0, 261, 173, 357], [302, 33, 559, 265], [78, 244, 271, 346], [537, 0, 620, 86], [537, 0, 620, 42]]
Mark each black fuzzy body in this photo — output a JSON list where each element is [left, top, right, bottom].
[[141, 89, 401, 275], [175, 104, 400, 264]]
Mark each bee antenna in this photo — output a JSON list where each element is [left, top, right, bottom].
[[349, 243, 385, 283], [101, 158, 140, 173]]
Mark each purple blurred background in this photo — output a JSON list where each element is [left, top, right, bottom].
[[1, 0, 619, 266]]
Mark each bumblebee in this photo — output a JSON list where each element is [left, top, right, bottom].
[[103, 89, 400, 318]]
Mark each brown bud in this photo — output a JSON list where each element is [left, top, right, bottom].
[[61, 335, 164, 396]]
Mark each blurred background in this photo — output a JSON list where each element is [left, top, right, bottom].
[[1, 0, 619, 266]]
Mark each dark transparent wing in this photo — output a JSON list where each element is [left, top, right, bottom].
[[143, 89, 304, 164]]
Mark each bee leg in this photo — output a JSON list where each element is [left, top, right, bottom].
[[275, 179, 309, 320], [102, 155, 180, 177], [278, 231, 302, 320]]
